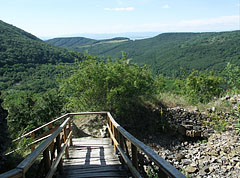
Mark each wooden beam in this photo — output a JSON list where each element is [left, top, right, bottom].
[[63, 127, 69, 158], [43, 147, 51, 176], [68, 119, 73, 146], [56, 134, 63, 175], [46, 131, 72, 178], [131, 143, 138, 171], [30, 132, 35, 152]]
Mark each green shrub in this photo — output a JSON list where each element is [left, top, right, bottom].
[[184, 70, 223, 103], [60, 54, 155, 121]]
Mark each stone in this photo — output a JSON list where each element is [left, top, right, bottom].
[[209, 166, 215, 172], [181, 159, 191, 165], [235, 162, 240, 169], [176, 153, 185, 162], [185, 166, 198, 173]]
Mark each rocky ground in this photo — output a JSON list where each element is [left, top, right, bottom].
[[144, 99, 240, 178], [145, 129, 240, 178]]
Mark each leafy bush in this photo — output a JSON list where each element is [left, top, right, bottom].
[[60, 54, 155, 121], [222, 63, 240, 92], [184, 70, 223, 103], [5, 89, 65, 138]]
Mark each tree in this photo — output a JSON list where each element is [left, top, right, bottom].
[[60, 54, 155, 122]]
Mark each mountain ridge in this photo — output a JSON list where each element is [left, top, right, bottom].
[[46, 30, 240, 76]]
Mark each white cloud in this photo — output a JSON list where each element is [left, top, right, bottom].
[[104, 7, 135, 11], [162, 4, 169, 9]]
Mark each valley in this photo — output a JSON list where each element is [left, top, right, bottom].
[[0, 19, 240, 178]]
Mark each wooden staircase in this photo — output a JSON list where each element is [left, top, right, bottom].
[[0, 112, 187, 178]]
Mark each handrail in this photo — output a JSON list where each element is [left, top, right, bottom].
[[106, 112, 187, 178], [1, 112, 186, 178], [13, 113, 69, 142], [1, 114, 72, 178]]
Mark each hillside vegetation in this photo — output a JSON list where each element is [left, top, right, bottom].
[[2, 20, 240, 177], [0, 20, 82, 92], [47, 31, 240, 76]]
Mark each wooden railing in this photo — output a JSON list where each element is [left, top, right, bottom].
[[1, 112, 186, 178]]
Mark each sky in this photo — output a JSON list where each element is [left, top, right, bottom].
[[0, 0, 240, 39]]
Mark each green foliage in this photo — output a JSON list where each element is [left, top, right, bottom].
[[184, 70, 223, 103], [233, 107, 240, 135], [60, 54, 155, 120], [0, 20, 75, 67], [48, 31, 240, 76], [147, 166, 158, 178], [203, 113, 229, 132], [5, 89, 65, 138], [222, 63, 240, 91]]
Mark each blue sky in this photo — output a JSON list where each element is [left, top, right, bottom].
[[0, 0, 239, 38]]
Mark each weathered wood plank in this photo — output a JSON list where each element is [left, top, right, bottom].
[[59, 138, 128, 178]]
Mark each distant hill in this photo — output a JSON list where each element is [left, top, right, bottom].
[[0, 20, 75, 67], [47, 31, 240, 76], [46, 37, 130, 52], [46, 37, 97, 48], [0, 20, 80, 92]]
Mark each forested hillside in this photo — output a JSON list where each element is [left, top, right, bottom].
[[0, 20, 81, 92], [47, 31, 240, 76]]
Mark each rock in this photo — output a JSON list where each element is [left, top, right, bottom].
[[176, 153, 185, 162], [226, 95, 230, 100], [181, 159, 191, 165], [235, 162, 240, 169], [227, 165, 233, 171], [209, 166, 215, 172], [212, 107, 216, 112], [185, 166, 198, 173]]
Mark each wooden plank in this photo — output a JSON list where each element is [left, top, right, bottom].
[[63, 172, 127, 177], [60, 138, 128, 178]]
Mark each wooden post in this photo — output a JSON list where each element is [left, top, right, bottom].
[[108, 116, 113, 145], [48, 123, 53, 133], [112, 124, 117, 153], [43, 147, 51, 176], [56, 134, 63, 174], [131, 143, 138, 170], [68, 119, 73, 146], [30, 132, 35, 152], [63, 127, 69, 158], [123, 137, 130, 158], [119, 134, 124, 164]]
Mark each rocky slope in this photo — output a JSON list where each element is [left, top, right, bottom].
[[144, 105, 240, 178]]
